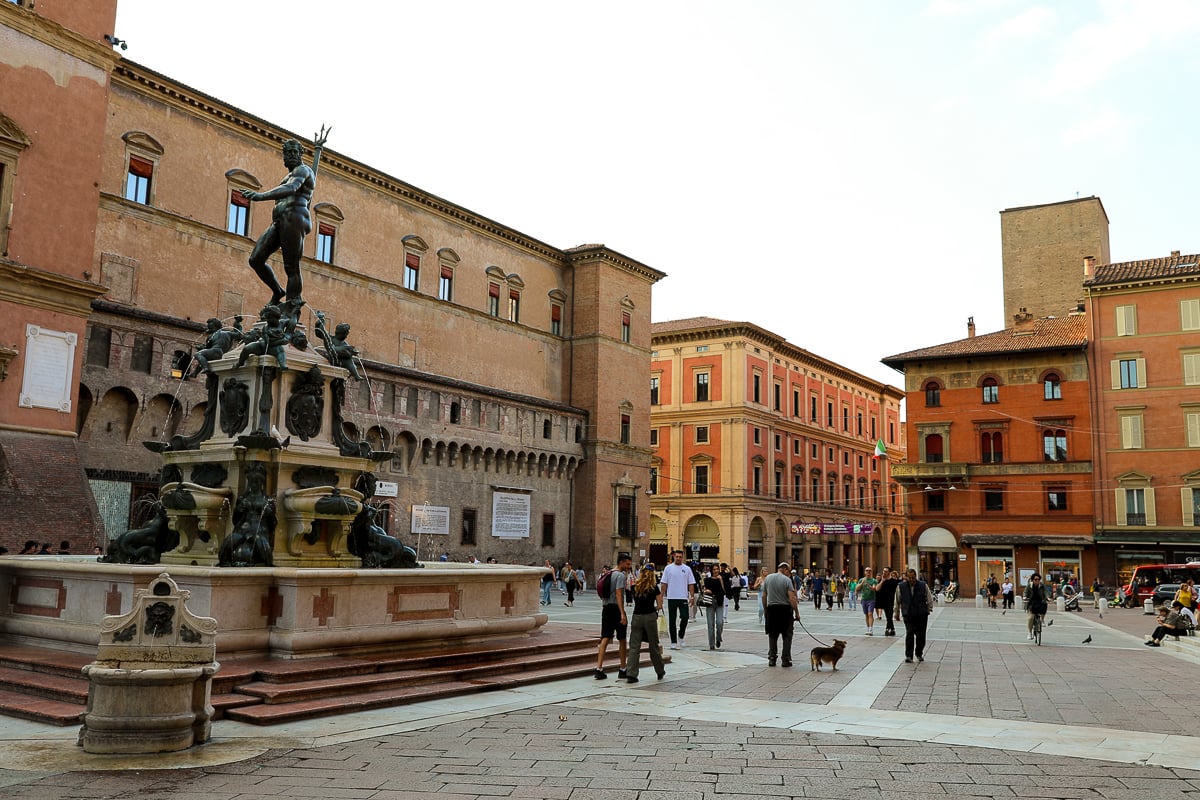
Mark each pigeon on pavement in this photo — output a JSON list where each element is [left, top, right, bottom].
[[1082, 635, 1092, 644]]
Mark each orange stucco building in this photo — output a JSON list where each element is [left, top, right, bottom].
[[649, 318, 907, 580], [883, 315, 1096, 590]]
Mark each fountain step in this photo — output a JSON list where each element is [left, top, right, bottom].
[[0, 687, 83, 726], [0, 666, 89, 705], [0, 645, 92, 680], [222, 655, 663, 726], [236, 648, 603, 704]]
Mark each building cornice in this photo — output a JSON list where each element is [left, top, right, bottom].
[[0, 259, 109, 318], [563, 245, 666, 285], [109, 62, 625, 268], [652, 321, 903, 400], [1, 3, 122, 73]]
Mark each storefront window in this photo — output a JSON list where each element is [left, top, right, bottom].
[[1040, 549, 1081, 591], [1115, 550, 1166, 590], [974, 547, 1012, 591]]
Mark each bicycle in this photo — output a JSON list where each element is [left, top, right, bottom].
[[1031, 611, 1043, 645]]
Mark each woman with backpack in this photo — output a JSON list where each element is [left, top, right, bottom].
[[623, 564, 666, 683]]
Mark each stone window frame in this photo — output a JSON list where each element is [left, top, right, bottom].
[[224, 169, 261, 237], [437, 247, 459, 303], [402, 235, 428, 293], [548, 289, 567, 336], [1114, 471, 1154, 526], [313, 202, 344, 264], [121, 131, 163, 206], [0, 111, 31, 257]]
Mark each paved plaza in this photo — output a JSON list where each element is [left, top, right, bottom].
[[3, 594, 1200, 798]]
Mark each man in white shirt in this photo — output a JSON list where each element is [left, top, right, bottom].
[[661, 549, 696, 649]]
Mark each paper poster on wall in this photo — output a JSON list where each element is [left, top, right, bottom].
[[491, 491, 530, 538], [19, 325, 76, 412]]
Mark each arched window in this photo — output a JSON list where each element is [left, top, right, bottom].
[[924, 380, 941, 407], [981, 431, 1003, 464], [1043, 429, 1067, 462], [925, 433, 944, 463], [1044, 372, 1062, 400], [982, 377, 999, 404]]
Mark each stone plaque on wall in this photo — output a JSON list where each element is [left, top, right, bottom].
[[100, 253, 138, 304], [19, 324, 76, 412], [491, 491, 530, 538]]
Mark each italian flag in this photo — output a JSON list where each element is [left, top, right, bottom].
[[873, 439, 886, 459]]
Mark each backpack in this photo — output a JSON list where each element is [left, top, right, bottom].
[[596, 570, 613, 600]]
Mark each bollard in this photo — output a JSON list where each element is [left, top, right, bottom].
[[1145, 598, 1155, 615], [1099, 598, 1108, 614], [1056, 596, 1066, 612], [975, 594, 985, 608], [1015, 596, 1024, 611]]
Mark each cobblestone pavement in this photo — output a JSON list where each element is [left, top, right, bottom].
[[4, 598, 1200, 798]]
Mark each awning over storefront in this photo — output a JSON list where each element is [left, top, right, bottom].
[[1093, 531, 1200, 545], [916, 527, 957, 551], [961, 535, 1094, 547]]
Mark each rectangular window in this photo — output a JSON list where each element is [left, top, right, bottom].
[[753, 467, 762, 495], [694, 465, 709, 494], [811, 443, 817, 458], [826, 401, 834, 427], [621, 312, 631, 343], [982, 383, 998, 404], [438, 266, 453, 301], [649, 467, 658, 495], [695, 425, 709, 444], [810, 395, 818, 422], [461, 508, 477, 546], [1124, 488, 1146, 525], [620, 413, 630, 445], [650, 376, 660, 405], [1184, 353, 1200, 386], [927, 491, 945, 512], [131, 335, 153, 374], [842, 407, 849, 431], [856, 413, 863, 436], [507, 291, 520, 323], [984, 487, 1004, 512], [753, 427, 761, 445], [124, 155, 153, 204], [487, 282, 501, 316], [871, 417, 877, 439], [773, 383, 781, 411], [404, 253, 420, 291], [792, 389, 800, 417], [1116, 304, 1137, 336], [695, 372, 710, 402], [793, 439, 800, 456], [774, 434, 782, 451], [1118, 358, 1140, 389], [1120, 414, 1144, 449], [227, 189, 249, 235], [649, 428, 658, 446], [316, 222, 335, 263], [753, 374, 761, 404], [86, 326, 112, 368], [843, 451, 849, 466], [550, 303, 562, 335], [775, 470, 783, 499], [542, 513, 555, 547], [793, 473, 802, 500], [1183, 299, 1200, 332], [828, 447, 834, 463], [1047, 488, 1068, 512]]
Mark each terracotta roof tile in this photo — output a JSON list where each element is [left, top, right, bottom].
[[881, 315, 1087, 367], [651, 317, 736, 334], [1085, 253, 1200, 286]]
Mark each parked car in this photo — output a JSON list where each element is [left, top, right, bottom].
[[1152, 584, 1181, 607]]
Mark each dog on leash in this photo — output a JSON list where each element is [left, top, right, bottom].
[[809, 639, 847, 671]]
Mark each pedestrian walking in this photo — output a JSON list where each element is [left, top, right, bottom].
[[703, 566, 727, 650], [561, 562, 578, 606], [811, 571, 826, 610], [540, 560, 554, 605], [762, 562, 802, 667], [1002, 577, 1015, 611], [877, 569, 900, 636], [848, 576, 858, 610], [895, 568, 933, 663], [661, 550, 696, 649], [624, 564, 666, 682], [858, 567, 878, 635], [595, 553, 631, 679], [729, 567, 743, 611]]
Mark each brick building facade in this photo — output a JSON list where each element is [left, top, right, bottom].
[[1084, 254, 1200, 586], [649, 318, 906, 579], [1, 3, 663, 569]]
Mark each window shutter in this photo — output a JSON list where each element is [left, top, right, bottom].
[[128, 155, 154, 177], [1185, 354, 1200, 386], [1145, 489, 1157, 526], [1183, 299, 1200, 331], [230, 189, 249, 208], [406, 252, 420, 269], [1110, 360, 1121, 390], [488, 282, 500, 298], [1183, 488, 1195, 527], [1188, 413, 1200, 448], [1115, 489, 1127, 525], [551, 304, 561, 322], [1136, 358, 1147, 387], [318, 222, 335, 236]]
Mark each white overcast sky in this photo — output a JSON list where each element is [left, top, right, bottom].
[[113, 0, 1200, 386]]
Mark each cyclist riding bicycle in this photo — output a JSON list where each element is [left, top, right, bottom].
[[1023, 573, 1049, 641]]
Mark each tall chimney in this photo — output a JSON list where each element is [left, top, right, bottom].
[[1083, 256, 1095, 278], [967, 316, 976, 338]]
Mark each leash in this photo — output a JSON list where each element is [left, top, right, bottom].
[[796, 614, 832, 647]]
